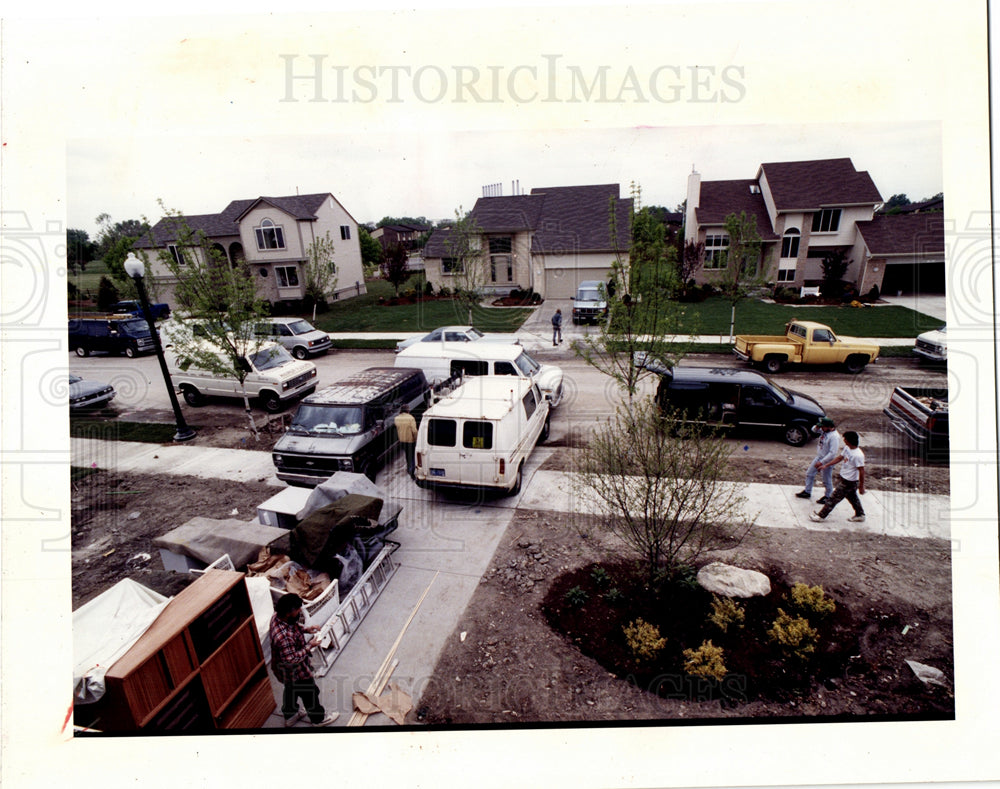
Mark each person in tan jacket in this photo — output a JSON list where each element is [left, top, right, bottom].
[[394, 404, 419, 478]]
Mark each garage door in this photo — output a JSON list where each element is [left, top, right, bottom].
[[544, 266, 614, 300], [881, 260, 946, 295]]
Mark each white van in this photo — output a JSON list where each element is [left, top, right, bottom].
[[394, 342, 565, 407], [168, 340, 318, 412], [255, 317, 331, 360], [415, 377, 550, 495]]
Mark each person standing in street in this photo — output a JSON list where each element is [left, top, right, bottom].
[[809, 430, 866, 523], [551, 308, 563, 346], [795, 417, 840, 504], [269, 593, 339, 727], [394, 404, 418, 478]]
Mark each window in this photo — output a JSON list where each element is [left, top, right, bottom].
[[494, 362, 518, 376], [522, 388, 538, 420], [441, 257, 463, 275], [776, 267, 797, 282], [811, 209, 841, 233], [427, 419, 457, 447], [489, 236, 513, 283], [780, 229, 800, 259], [451, 360, 488, 378], [463, 421, 494, 450], [704, 234, 729, 269], [254, 218, 285, 250], [340, 225, 351, 240], [275, 266, 299, 288], [813, 328, 834, 343], [168, 245, 187, 265]]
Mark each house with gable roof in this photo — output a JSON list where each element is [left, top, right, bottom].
[[421, 183, 632, 300], [685, 157, 944, 296], [135, 192, 367, 308]]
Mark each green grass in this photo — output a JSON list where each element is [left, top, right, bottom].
[[676, 297, 942, 337], [69, 258, 118, 302], [312, 277, 533, 333], [70, 419, 185, 443]]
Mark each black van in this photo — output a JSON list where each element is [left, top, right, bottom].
[[654, 366, 826, 446], [68, 316, 156, 358], [272, 367, 430, 485]]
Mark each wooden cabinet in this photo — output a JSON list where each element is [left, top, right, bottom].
[[99, 570, 275, 732]]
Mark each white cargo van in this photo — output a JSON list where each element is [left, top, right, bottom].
[[167, 340, 318, 412], [394, 342, 564, 407], [414, 377, 550, 496]]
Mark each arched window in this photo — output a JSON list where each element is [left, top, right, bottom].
[[254, 218, 286, 250], [781, 228, 800, 259]]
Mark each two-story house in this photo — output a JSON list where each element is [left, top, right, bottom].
[[684, 157, 944, 296], [421, 184, 632, 300], [135, 193, 367, 308]]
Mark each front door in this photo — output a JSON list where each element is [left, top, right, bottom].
[[489, 237, 514, 286]]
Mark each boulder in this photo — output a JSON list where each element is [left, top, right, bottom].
[[697, 562, 771, 598]]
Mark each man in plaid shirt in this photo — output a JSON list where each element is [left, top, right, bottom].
[[269, 593, 339, 727]]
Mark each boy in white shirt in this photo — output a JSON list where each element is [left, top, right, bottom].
[[809, 430, 866, 523]]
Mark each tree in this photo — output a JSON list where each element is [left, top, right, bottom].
[[883, 193, 910, 213], [302, 231, 338, 314], [574, 396, 756, 584], [709, 211, 766, 342], [67, 228, 96, 273], [96, 275, 120, 311], [358, 226, 383, 273], [575, 188, 688, 403], [443, 207, 489, 324], [380, 242, 411, 296], [95, 214, 150, 283], [678, 239, 704, 294], [819, 249, 851, 297], [145, 205, 273, 440]]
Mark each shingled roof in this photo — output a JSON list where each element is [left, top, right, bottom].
[[758, 158, 883, 210], [855, 212, 944, 256], [694, 179, 779, 241]]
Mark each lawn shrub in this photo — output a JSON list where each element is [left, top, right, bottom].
[[767, 608, 819, 660], [563, 585, 589, 608], [682, 640, 727, 680], [789, 583, 836, 618], [590, 566, 611, 587], [623, 618, 667, 662], [708, 595, 746, 633]]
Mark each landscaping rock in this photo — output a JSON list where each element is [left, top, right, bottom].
[[697, 562, 771, 598]]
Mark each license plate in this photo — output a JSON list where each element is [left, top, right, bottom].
[[430, 468, 446, 477]]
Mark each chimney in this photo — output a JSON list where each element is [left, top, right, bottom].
[[685, 168, 701, 235]]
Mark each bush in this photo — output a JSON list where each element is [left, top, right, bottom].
[[603, 587, 625, 605], [623, 618, 667, 662], [96, 276, 120, 311], [563, 585, 589, 608], [708, 595, 746, 633], [438, 286, 451, 297], [590, 566, 611, 587], [789, 583, 836, 618], [424, 280, 434, 296], [68, 280, 80, 300], [682, 640, 727, 680], [767, 608, 819, 660]]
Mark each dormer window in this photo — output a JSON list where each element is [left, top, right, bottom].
[[811, 209, 841, 233], [254, 218, 286, 250], [749, 183, 761, 194]]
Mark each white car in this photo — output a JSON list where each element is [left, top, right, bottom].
[[395, 325, 520, 353], [255, 317, 331, 360], [913, 325, 946, 363], [69, 374, 116, 410]]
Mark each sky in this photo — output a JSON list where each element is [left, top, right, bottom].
[[66, 121, 943, 236]]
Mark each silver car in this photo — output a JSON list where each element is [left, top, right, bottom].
[[69, 374, 116, 410], [395, 325, 520, 353]]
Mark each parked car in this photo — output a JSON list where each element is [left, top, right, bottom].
[[395, 342, 565, 407], [112, 300, 171, 320], [913, 325, 947, 363], [883, 385, 949, 461], [571, 280, 607, 325], [68, 316, 157, 358], [167, 340, 318, 412], [733, 320, 880, 373], [69, 374, 116, 410], [272, 367, 431, 485], [651, 365, 826, 446], [255, 317, 332, 360], [415, 376, 550, 496], [395, 325, 520, 353]]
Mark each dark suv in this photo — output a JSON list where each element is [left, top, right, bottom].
[[68, 316, 157, 358], [272, 367, 430, 485], [654, 366, 826, 446]]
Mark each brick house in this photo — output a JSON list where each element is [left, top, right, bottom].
[[684, 158, 945, 295], [421, 184, 632, 300], [135, 193, 367, 307]]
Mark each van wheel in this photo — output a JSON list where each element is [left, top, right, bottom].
[[75, 346, 89, 358], [844, 354, 868, 374], [508, 464, 523, 496], [783, 423, 810, 447], [181, 386, 205, 407], [260, 391, 283, 413], [293, 346, 309, 360], [763, 355, 785, 374], [358, 459, 377, 482], [124, 345, 137, 358]]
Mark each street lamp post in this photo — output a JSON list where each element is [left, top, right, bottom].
[[123, 252, 197, 442]]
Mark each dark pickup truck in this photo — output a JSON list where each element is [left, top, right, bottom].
[[112, 300, 171, 320], [883, 386, 949, 461]]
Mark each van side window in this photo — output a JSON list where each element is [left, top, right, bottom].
[[463, 421, 494, 450], [522, 388, 537, 420], [494, 362, 518, 376], [427, 419, 457, 447], [452, 360, 488, 377], [742, 386, 777, 407]]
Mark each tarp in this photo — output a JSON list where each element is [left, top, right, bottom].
[[152, 517, 290, 568], [297, 471, 403, 527], [72, 578, 171, 705], [289, 494, 382, 574]]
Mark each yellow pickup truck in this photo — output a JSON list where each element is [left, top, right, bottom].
[[733, 320, 880, 374]]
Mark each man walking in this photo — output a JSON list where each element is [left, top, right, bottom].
[[394, 404, 418, 478], [269, 593, 339, 727], [551, 308, 563, 346], [809, 430, 866, 523], [795, 417, 840, 504]]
